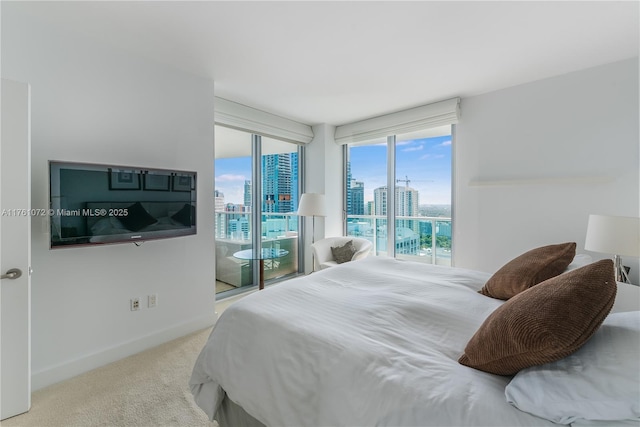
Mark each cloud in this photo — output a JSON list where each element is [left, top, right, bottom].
[[419, 153, 446, 160], [402, 145, 424, 152], [436, 140, 452, 147], [215, 174, 246, 182]]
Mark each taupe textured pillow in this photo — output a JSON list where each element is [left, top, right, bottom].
[[331, 240, 356, 264], [479, 242, 576, 300], [459, 259, 616, 376]]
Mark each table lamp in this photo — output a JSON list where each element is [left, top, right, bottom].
[[584, 214, 640, 283]]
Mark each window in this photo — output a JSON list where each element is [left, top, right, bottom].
[[347, 141, 388, 256], [346, 125, 452, 265]]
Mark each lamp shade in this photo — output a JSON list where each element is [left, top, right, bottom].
[[297, 193, 326, 217], [585, 214, 640, 257]]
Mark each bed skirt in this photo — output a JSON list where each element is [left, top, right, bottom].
[[216, 394, 266, 427]]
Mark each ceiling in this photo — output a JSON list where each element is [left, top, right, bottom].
[[12, 1, 639, 126]]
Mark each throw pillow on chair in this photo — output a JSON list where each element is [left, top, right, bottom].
[[331, 240, 356, 264]]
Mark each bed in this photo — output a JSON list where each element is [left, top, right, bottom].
[[190, 252, 640, 427]]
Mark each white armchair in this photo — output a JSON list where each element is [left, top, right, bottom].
[[311, 237, 373, 271]]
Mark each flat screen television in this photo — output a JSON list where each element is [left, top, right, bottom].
[[49, 161, 197, 248]]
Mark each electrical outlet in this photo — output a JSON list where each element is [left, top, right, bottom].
[[130, 298, 140, 311], [148, 294, 157, 308]]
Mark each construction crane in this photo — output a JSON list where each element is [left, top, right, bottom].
[[396, 175, 433, 188]]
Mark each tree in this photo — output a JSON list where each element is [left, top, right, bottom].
[[436, 235, 451, 249]]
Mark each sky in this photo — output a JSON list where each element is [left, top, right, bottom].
[[215, 157, 251, 204], [215, 134, 452, 206], [350, 134, 452, 205]]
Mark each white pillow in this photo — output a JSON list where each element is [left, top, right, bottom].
[[564, 253, 593, 271], [505, 311, 640, 425]]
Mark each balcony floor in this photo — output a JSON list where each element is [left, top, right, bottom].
[[216, 280, 236, 294]]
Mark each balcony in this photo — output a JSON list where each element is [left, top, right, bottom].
[[215, 212, 452, 295], [215, 212, 299, 294]]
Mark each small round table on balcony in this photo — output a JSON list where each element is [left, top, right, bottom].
[[232, 248, 289, 290]]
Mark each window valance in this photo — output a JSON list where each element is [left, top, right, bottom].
[[215, 97, 314, 144], [334, 97, 460, 145]]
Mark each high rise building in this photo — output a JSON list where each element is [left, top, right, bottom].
[[350, 180, 365, 215], [243, 180, 251, 208], [373, 185, 419, 216], [214, 190, 225, 212], [374, 186, 389, 216], [290, 153, 299, 213], [218, 153, 299, 240], [214, 190, 226, 238], [262, 153, 294, 213], [346, 162, 365, 215], [346, 162, 353, 214], [396, 185, 419, 232], [366, 201, 375, 216], [225, 203, 251, 238], [374, 185, 420, 234]]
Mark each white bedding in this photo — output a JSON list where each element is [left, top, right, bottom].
[[190, 257, 567, 426]]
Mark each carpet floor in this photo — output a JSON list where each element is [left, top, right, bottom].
[[2, 328, 217, 427], [2, 294, 250, 427], [3, 327, 216, 427]]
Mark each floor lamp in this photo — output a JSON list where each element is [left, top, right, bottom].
[[297, 193, 326, 272], [585, 214, 640, 283]]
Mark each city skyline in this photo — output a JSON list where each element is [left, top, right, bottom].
[[215, 133, 452, 207], [349, 134, 452, 206]]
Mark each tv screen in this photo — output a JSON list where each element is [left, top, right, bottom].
[[49, 161, 197, 248]]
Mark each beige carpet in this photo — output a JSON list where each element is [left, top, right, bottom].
[[3, 295, 248, 427]]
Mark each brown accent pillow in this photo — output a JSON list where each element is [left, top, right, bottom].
[[479, 242, 576, 300], [459, 259, 616, 376], [331, 240, 356, 264]]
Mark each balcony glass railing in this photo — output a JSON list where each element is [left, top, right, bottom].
[[347, 215, 452, 266], [215, 212, 300, 294], [215, 212, 451, 295]]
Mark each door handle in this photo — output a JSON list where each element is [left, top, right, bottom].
[[1, 268, 22, 280]]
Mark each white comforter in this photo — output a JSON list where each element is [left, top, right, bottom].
[[190, 257, 558, 426]]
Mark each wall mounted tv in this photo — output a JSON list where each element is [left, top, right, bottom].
[[49, 161, 197, 248]]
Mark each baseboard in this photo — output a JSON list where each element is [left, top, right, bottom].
[[31, 313, 217, 391]]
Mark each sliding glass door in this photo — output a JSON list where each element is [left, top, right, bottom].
[[260, 136, 300, 282], [214, 126, 301, 296], [215, 127, 253, 294]]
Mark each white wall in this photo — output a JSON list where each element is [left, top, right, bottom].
[[2, 9, 216, 388], [304, 124, 341, 272], [454, 58, 639, 284]]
